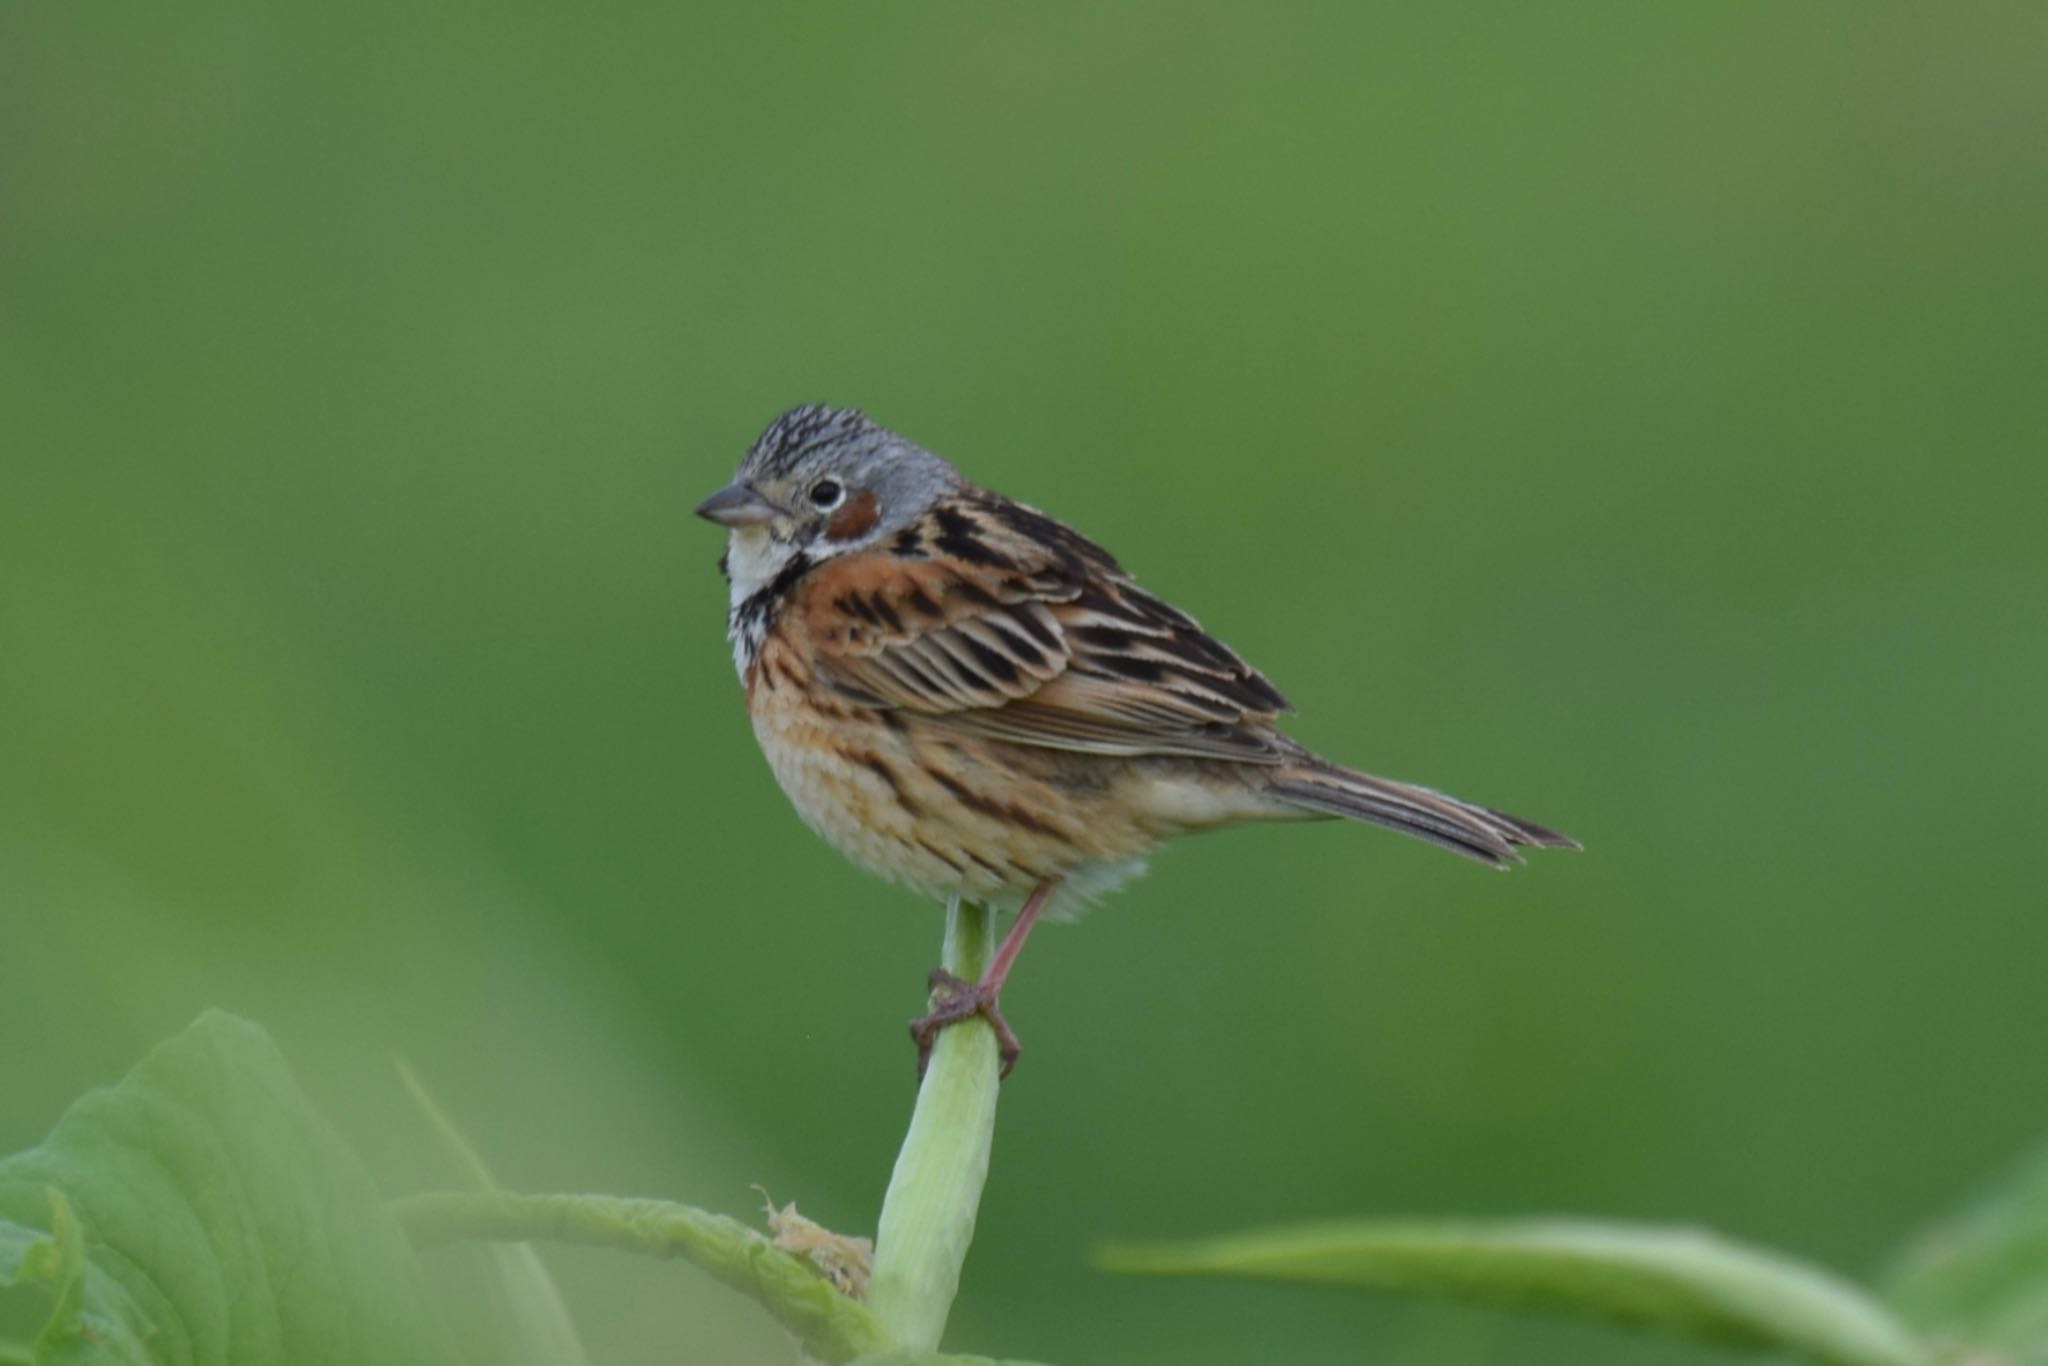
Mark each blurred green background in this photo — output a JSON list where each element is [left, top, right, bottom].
[[5, 4, 2047, 1363]]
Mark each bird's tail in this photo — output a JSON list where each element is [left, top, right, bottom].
[[1268, 760, 1580, 868]]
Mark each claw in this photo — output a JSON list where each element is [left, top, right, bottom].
[[904, 882, 1057, 1082], [909, 973, 1022, 1080]]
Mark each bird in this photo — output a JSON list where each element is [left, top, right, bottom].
[[696, 404, 1577, 1076]]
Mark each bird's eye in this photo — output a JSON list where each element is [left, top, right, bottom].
[[808, 479, 844, 508]]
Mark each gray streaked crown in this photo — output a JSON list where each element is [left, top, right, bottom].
[[737, 404, 964, 541], [740, 404, 884, 481]]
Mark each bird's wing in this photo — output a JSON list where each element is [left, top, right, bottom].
[[794, 492, 1296, 763]]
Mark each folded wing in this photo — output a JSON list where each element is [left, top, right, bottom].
[[799, 493, 1294, 763]]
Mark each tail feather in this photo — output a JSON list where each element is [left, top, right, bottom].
[[1269, 763, 1580, 868]]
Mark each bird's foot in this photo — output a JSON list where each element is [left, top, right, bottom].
[[909, 968, 1021, 1080]]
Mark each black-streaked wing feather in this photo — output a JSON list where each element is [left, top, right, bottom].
[[806, 492, 1293, 762]]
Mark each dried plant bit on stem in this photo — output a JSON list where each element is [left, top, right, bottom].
[[756, 1185, 875, 1299]]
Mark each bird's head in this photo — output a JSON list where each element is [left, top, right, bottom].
[[697, 405, 960, 599]]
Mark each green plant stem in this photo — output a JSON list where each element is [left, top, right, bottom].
[[868, 898, 1004, 1352], [394, 1190, 892, 1363], [396, 1060, 591, 1366]]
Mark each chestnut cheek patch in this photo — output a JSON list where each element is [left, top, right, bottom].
[[825, 489, 881, 541]]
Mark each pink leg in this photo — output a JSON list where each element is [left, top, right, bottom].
[[983, 880, 1055, 992], [909, 881, 1057, 1080]]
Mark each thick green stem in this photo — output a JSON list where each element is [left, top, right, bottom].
[[867, 898, 1004, 1351]]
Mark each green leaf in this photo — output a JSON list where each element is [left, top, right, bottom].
[[0, 1010, 453, 1365], [0, 1188, 152, 1364], [1886, 1140, 2048, 1363], [1100, 1218, 1929, 1366], [396, 1189, 895, 1364], [395, 1061, 589, 1366]]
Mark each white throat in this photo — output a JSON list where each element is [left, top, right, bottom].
[[723, 527, 804, 679], [724, 527, 790, 607]]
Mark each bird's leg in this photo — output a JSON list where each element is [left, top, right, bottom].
[[909, 881, 1057, 1080]]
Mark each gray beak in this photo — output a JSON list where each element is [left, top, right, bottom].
[[693, 482, 780, 529]]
